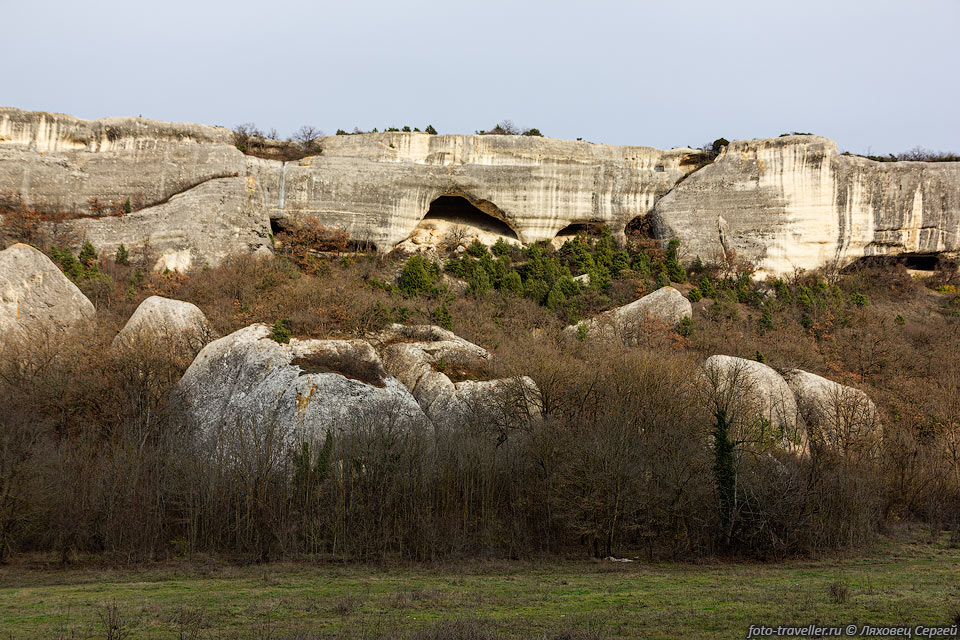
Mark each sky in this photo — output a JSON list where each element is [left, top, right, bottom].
[[3, 0, 958, 154]]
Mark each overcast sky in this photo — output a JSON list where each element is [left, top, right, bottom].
[[4, 0, 957, 154]]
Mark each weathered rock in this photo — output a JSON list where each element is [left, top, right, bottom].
[[0, 243, 94, 347], [63, 177, 271, 272], [4, 108, 958, 274], [703, 355, 804, 451], [783, 369, 879, 454], [375, 324, 541, 428], [248, 134, 702, 251], [567, 286, 691, 341], [177, 324, 429, 448], [112, 295, 215, 359], [654, 135, 960, 276]]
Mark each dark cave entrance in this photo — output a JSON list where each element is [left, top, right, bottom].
[[625, 213, 661, 250], [842, 252, 955, 274], [420, 196, 518, 239]]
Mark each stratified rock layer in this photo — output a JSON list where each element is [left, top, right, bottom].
[[654, 136, 960, 276], [3, 108, 959, 275]]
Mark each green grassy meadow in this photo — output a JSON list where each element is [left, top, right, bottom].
[[0, 533, 958, 639]]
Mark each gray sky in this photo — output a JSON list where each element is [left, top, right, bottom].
[[4, 0, 958, 154]]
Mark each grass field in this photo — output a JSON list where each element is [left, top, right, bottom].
[[1, 533, 958, 639]]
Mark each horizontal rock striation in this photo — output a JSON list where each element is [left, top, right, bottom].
[[250, 133, 702, 249], [2, 108, 958, 275], [653, 136, 960, 276]]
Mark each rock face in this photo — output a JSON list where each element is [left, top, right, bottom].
[[3, 108, 958, 275], [112, 295, 215, 359], [178, 324, 429, 447], [783, 369, 879, 454], [63, 176, 271, 272], [567, 286, 691, 340], [249, 134, 702, 250], [703, 355, 804, 450], [654, 136, 960, 276], [0, 243, 94, 347], [374, 324, 541, 428], [0, 108, 269, 270]]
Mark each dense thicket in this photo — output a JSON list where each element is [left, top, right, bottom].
[[1, 222, 959, 564]]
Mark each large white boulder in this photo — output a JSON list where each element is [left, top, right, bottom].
[[177, 324, 429, 449], [0, 243, 95, 348], [782, 369, 880, 455], [703, 355, 804, 451], [112, 295, 215, 359], [374, 324, 541, 429], [567, 286, 692, 341]]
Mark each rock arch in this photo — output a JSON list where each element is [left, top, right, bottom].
[[400, 192, 519, 250], [551, 221, 607, 248]]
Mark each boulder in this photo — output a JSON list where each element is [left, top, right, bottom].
[[374, 324, 541, 428], [703, 355, 804, 451], [177, 324, 429, 450], [567, 286, 692, 341], [112, 295, 215, 359], [783, 369, 880, 455], [0, 243, 95, 347]]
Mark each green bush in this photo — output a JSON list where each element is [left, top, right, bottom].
[[698, 275, 716, 298], [114, 244, 129, 266], [269, 319, 292, 344], [78, 242, 98, 268], [467, 266, 492, 296], [431, 302, 452, 330], [677, 315, 694, 337], [466, 240, 489, 258], [503, 271, 523, 294], [398, 255, 442, 296], [492, 238, 511, 257], [850, 292, 869, 307], [425, 125, 437, 135], [688, 287, 702, 302], [524, 278, 550, 304]]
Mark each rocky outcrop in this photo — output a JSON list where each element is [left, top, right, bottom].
[[703, 355, 804, 451], [63, 177, 271, 272], [112, 295, 215, 359], [0, 108, 269, 271], [178, 324, 429, 448], [0, 243, 94, 347], [783, 369, 879, 455], [374, 324, 541, 428], [250, 133, 703, 250], [654, 136, 960, 276], [567, 286, 691, 340], [3, 108, 958, 274]]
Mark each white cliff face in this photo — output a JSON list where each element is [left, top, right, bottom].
[[248, 133, 703, 249], [2, 108, 958, 275], [654, 136, 960, 276]]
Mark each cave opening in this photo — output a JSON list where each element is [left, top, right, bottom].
[[421, 196, 518, 239], [842, 252, 954, 274], [625, 213, 661, 250]]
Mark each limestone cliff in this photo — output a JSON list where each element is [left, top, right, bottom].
[[248, 133, 701, 249], [2, 107, 958, 275], [653, 136, 960, 276]]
